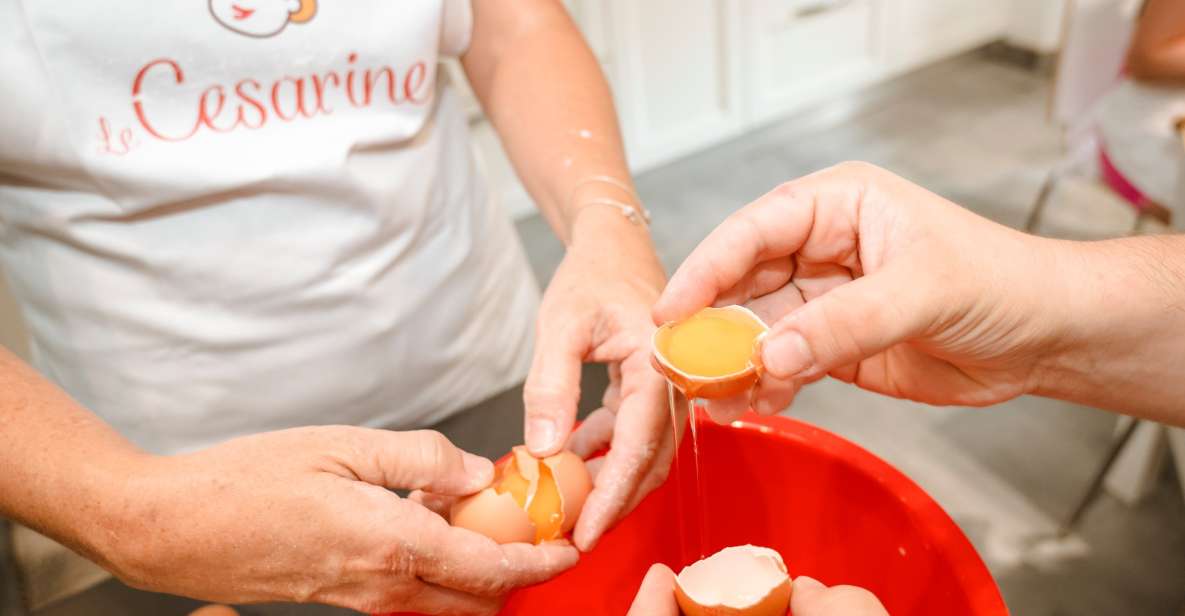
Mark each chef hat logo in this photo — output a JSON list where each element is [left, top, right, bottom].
[[210, 0, 317, 38], [289, 0, 316, 23]]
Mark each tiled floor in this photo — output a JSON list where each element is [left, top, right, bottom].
[[518, 51, 1185, 615]]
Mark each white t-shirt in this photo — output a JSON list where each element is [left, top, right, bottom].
[[0, 0, 539, 454]]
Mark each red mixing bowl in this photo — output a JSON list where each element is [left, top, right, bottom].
[[385, 412, 1008, 615]]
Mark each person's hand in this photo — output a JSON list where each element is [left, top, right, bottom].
[[790, 577, 889, 616], [101, 427, 578, 615], [625, 565, 889, 616], [524, 207, 674, 551], [625, 564, 679, 616], [796, 578, 891, 616], [655, 162, 1067, 422]]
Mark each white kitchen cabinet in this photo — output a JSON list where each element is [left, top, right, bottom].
[[1006, 0, 1069, 53], [887, 0, 1011, 71], [609, 0, 744, 169], [458, 0, 1016, 220], [741, 0, 884, 125]]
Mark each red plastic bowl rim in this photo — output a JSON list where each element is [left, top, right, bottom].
[[728, 412, 1008, 613]]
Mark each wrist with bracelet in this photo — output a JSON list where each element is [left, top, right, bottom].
[[567, 175, 652, 232]]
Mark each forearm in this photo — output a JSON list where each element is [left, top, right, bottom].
[[0, 346, 147, 568], [462, 0, 648, 249], [1127, 0, 1185, 83], [1034, 235, 1185, 424], [1127, 44, 1185, 83]]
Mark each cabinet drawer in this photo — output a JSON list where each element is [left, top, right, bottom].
[[771, 1, 876, 82], [746, 0, 879, 120]]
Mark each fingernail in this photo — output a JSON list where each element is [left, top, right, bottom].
[[461, 452, 494, 488], [527, 418, 559, 453], [575, 529, 599, 553], [762, 331, 813, 379]]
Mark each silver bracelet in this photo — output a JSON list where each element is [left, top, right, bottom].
[[569, 175, 649, 227], [570, 174, 640, 203], [574, 197, 652, 226]]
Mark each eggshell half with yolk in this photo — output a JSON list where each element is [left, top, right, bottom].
[[674, 545, 793, 616]]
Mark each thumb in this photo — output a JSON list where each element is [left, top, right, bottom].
[[791, 577, 889, 616], [626, 564, 679, 616], [523, 323, 589, 457], [344, 429, 494, 495], [760, 264, 934, 381]]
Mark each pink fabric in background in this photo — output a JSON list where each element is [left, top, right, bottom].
[[1099, 145, 1153, 210]]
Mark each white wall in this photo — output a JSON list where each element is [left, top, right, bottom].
[[1006, 0, 1068, 53]]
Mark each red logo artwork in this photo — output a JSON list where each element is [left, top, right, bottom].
[[98, 52, 431, 155]]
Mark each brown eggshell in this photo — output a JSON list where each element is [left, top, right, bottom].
[[511, 445, 541, 482], [449, 488, 536, 544], [543, 451, 593, 532], [187, 606, 239, 616], [674, 545, 792, 616], [652, 305, 769, 400]]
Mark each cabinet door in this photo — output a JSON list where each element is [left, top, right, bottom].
[[611, 0, 743, 169], [742, 0, 883, 124], [889, 0, 1010, 71]]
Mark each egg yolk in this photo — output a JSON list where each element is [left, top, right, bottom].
[[661, 309, 765, 377], [526, 463, 564, 543], [492, 456, 565, 543]]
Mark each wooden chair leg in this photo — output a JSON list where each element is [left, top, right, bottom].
[[1145, 201, 1173, 227], [1025, 171, 1061, 233], [1130, 202, 1172, 236]]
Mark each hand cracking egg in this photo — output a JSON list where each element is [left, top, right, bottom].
[[674, 545, 793, 616], [450, 446, 592, 544]]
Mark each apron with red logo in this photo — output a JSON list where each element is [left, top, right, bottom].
[[0, 0, 538, 456]]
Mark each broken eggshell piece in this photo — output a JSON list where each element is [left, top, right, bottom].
[[674, 545, 793, 616], [448, 488, 536, 544], [652, 305, 770, 400], [449, 446, 591, 544]]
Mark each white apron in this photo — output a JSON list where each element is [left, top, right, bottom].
[[0, 0, 539, 456]]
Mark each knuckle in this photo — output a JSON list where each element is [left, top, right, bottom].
[[311, 424, 357, 444], [457, 563, 509, 597], [522, 384, 567, 412], [770, 180, 798, 201], [834, 160, 878, 177], [380, 534, 417, 578], [474, 576, 513, 598], [415, 430, 456, 469]]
